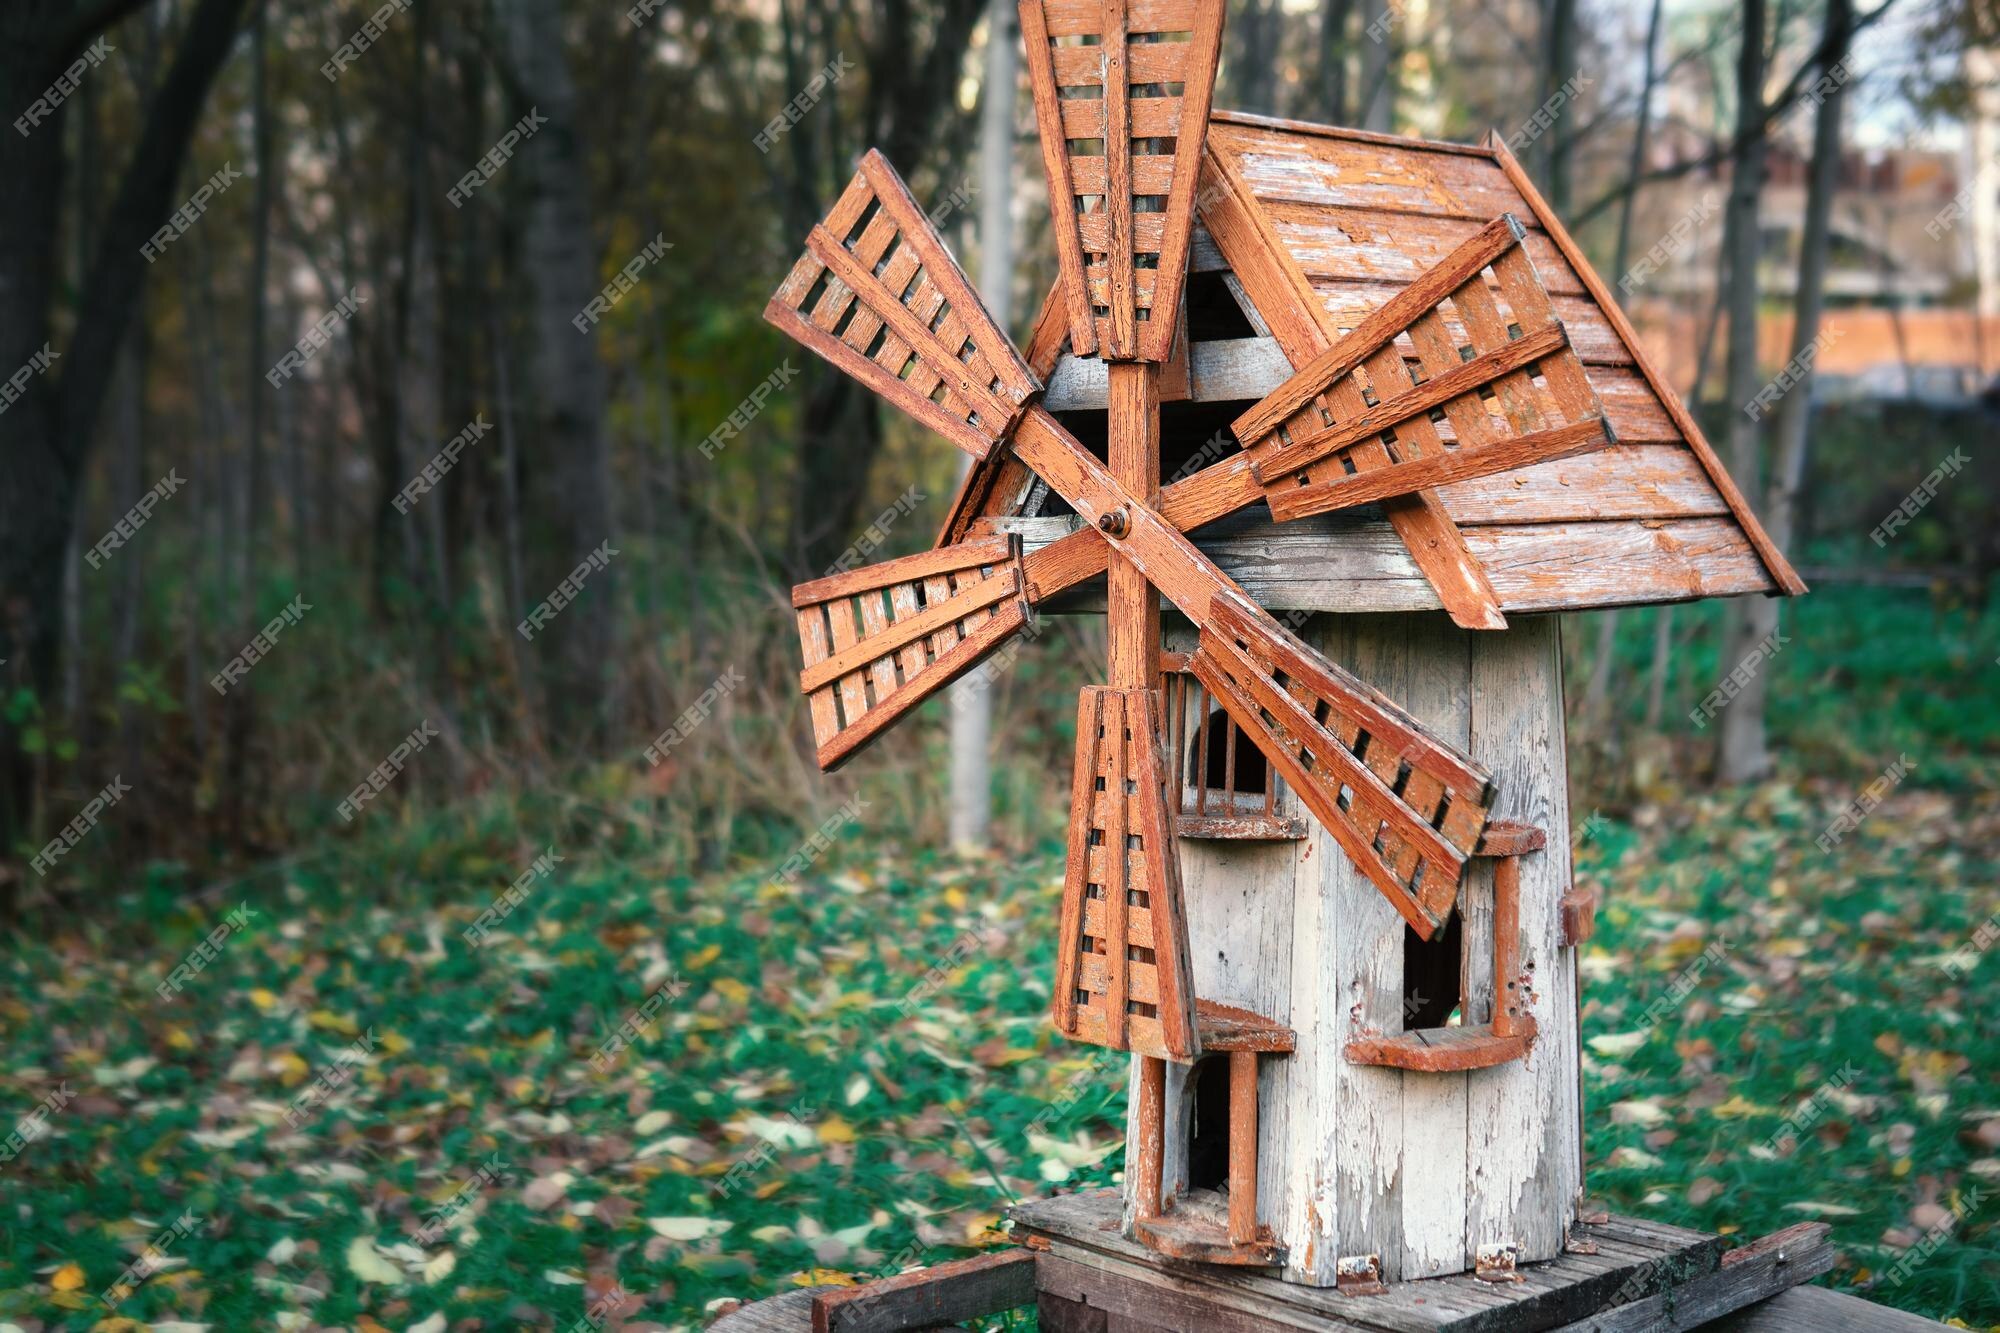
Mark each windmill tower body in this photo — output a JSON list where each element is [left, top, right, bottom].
[[946, 112, 1802, 1283], [766, 7, 1802, 1287]]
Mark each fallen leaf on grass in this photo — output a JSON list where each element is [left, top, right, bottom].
[[346, 1236, 405, 1285], [648, 1216, 731, 1241]]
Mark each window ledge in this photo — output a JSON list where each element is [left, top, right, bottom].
[[1344, 1017, 1539, 1071]]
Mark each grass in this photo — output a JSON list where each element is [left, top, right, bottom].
[[1, 586, 1996, 1330]]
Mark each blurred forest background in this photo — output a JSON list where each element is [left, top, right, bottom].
[[2, 0, 1998, 1330]]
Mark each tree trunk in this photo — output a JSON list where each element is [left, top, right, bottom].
[[1542, 0, 1580, 213], [495, 0, 615, 745], [1318, 0, 1352, 125], [1359, 0, 1393, 132], [0, 0, 253, 857], [949, 0, 1015, 853], [1715, 0, 1772, 785], [224, 0, 271, 843], [1611, 0, 1667, 286], [1727, 0, 1852, 778], [1644, 605, 1672, 728]]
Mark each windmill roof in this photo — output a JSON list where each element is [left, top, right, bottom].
[[942, 111, 1804, 618]]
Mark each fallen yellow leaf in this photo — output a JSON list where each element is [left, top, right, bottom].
[[51, 1261, 85, 1292]]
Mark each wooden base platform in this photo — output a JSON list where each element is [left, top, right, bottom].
[[711, 1187, 1956, 1333]]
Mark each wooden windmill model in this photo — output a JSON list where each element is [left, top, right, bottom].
[[766, 0, 1803, 1289]]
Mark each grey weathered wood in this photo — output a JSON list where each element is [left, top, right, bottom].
[[1046, 337, 1293, 409], [1400, 615, 1474, 1278], [810, 1249, 1037, 1332], [1013, 1192, 1742, 1332], [1465, 615, 1579, 1273], [711, 1288, 822, 1332], [990, 513, 1774, 616], [1706, 1285, 1956, 1332], [1550, 1224, 1837, 1331]]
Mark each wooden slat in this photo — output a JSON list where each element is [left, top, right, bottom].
[[796, 606, 840, 752], [1137, 0, 1224, 363], [810, 1250, 1037, 1333], [1484, 131, 1805, 597], [1068, 153, 1177, 196], [1099, 0, 1136, 357], [1054, 686, 1199, 1061], [1102, 684, 1130, 1043], [1021, 0, 1097, 355], [1038, 0, 1198, 37], [815, 598, 1030, 772], [798, 571, 1018, 694], [853, 151, 1036, 408], [1050, 39, 1187, 85], [1266, 419, 1612, 521], [1058, 94, 1181, 143], [793, 533, 1014, 607], [1198, 144, 1507, 630], [1251, 325, 1570, 479], [1230, 214, 1525, 447], [1052, 689, 1103, 1033]]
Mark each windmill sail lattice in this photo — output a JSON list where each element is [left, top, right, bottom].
[[791, 535, 1032, 772], [1053, 686, 1200, 1060], [764, 150, 1039, 462], [1232, 214, 1615, 522], [1189, 591, 1493, 934], [1018, 0, 1226, 362]]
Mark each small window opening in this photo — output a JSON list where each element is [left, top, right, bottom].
[[1192, 707, 1268, 795], [1402, 909, 1463, 1030], [1186, 1055, 1231, 1192]]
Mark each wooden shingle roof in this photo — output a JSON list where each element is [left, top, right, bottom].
[[942, 111, 1804, 616]]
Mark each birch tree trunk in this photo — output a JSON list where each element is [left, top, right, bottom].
[[1715, 0, 1772, 784], [949, 0, 1016, 852], [1359, 0, 1393, 132]]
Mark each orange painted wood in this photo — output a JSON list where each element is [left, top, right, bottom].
[[1266, 418, 1612, 521], [1474, 819, 1547, 857], [1192, 1000, 1295, 1052], [1105, 362, 1161, 689], [1019, 0, 1225, 364], [1196, 147, 1507, 630], [791, 536, 1031, 772], [1227, 1050, 1258, 1247], [1230, 214, 1527, 447], [1187, 592, 1490, 938], [1135, 1054, 1166, 1220], [1018, 2, 1096, 355], [1560, 881, 1600, 947], [1053, 688, 1199, 1061], [1131, 1190, 1287, 1266], [1492, 853, 1524, 1039], [1139, 0, 1225, 363], [1483, 131, 1805, 597], [1343, 1019, 1538, 1071], [1250, 324, 1571, 480], [765, 149, 1038, 462]]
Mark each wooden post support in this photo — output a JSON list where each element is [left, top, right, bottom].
[[1492, 854, 1522, 1039], [1227, 1049, 1258, 1246], [1108, 358, 1167, 1221], [1135, 1056, 1166, 1220]]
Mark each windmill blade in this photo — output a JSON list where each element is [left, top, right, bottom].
[[792, 535, 1031, 772], [1018, 0, 1226, 361], [1053, 686, 1200, 1061], [1231, 213, 1615, 524], [1188, 591, 1492, 935], [764, 150, 1039, 462], [1006, 406, 1494, 936]]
